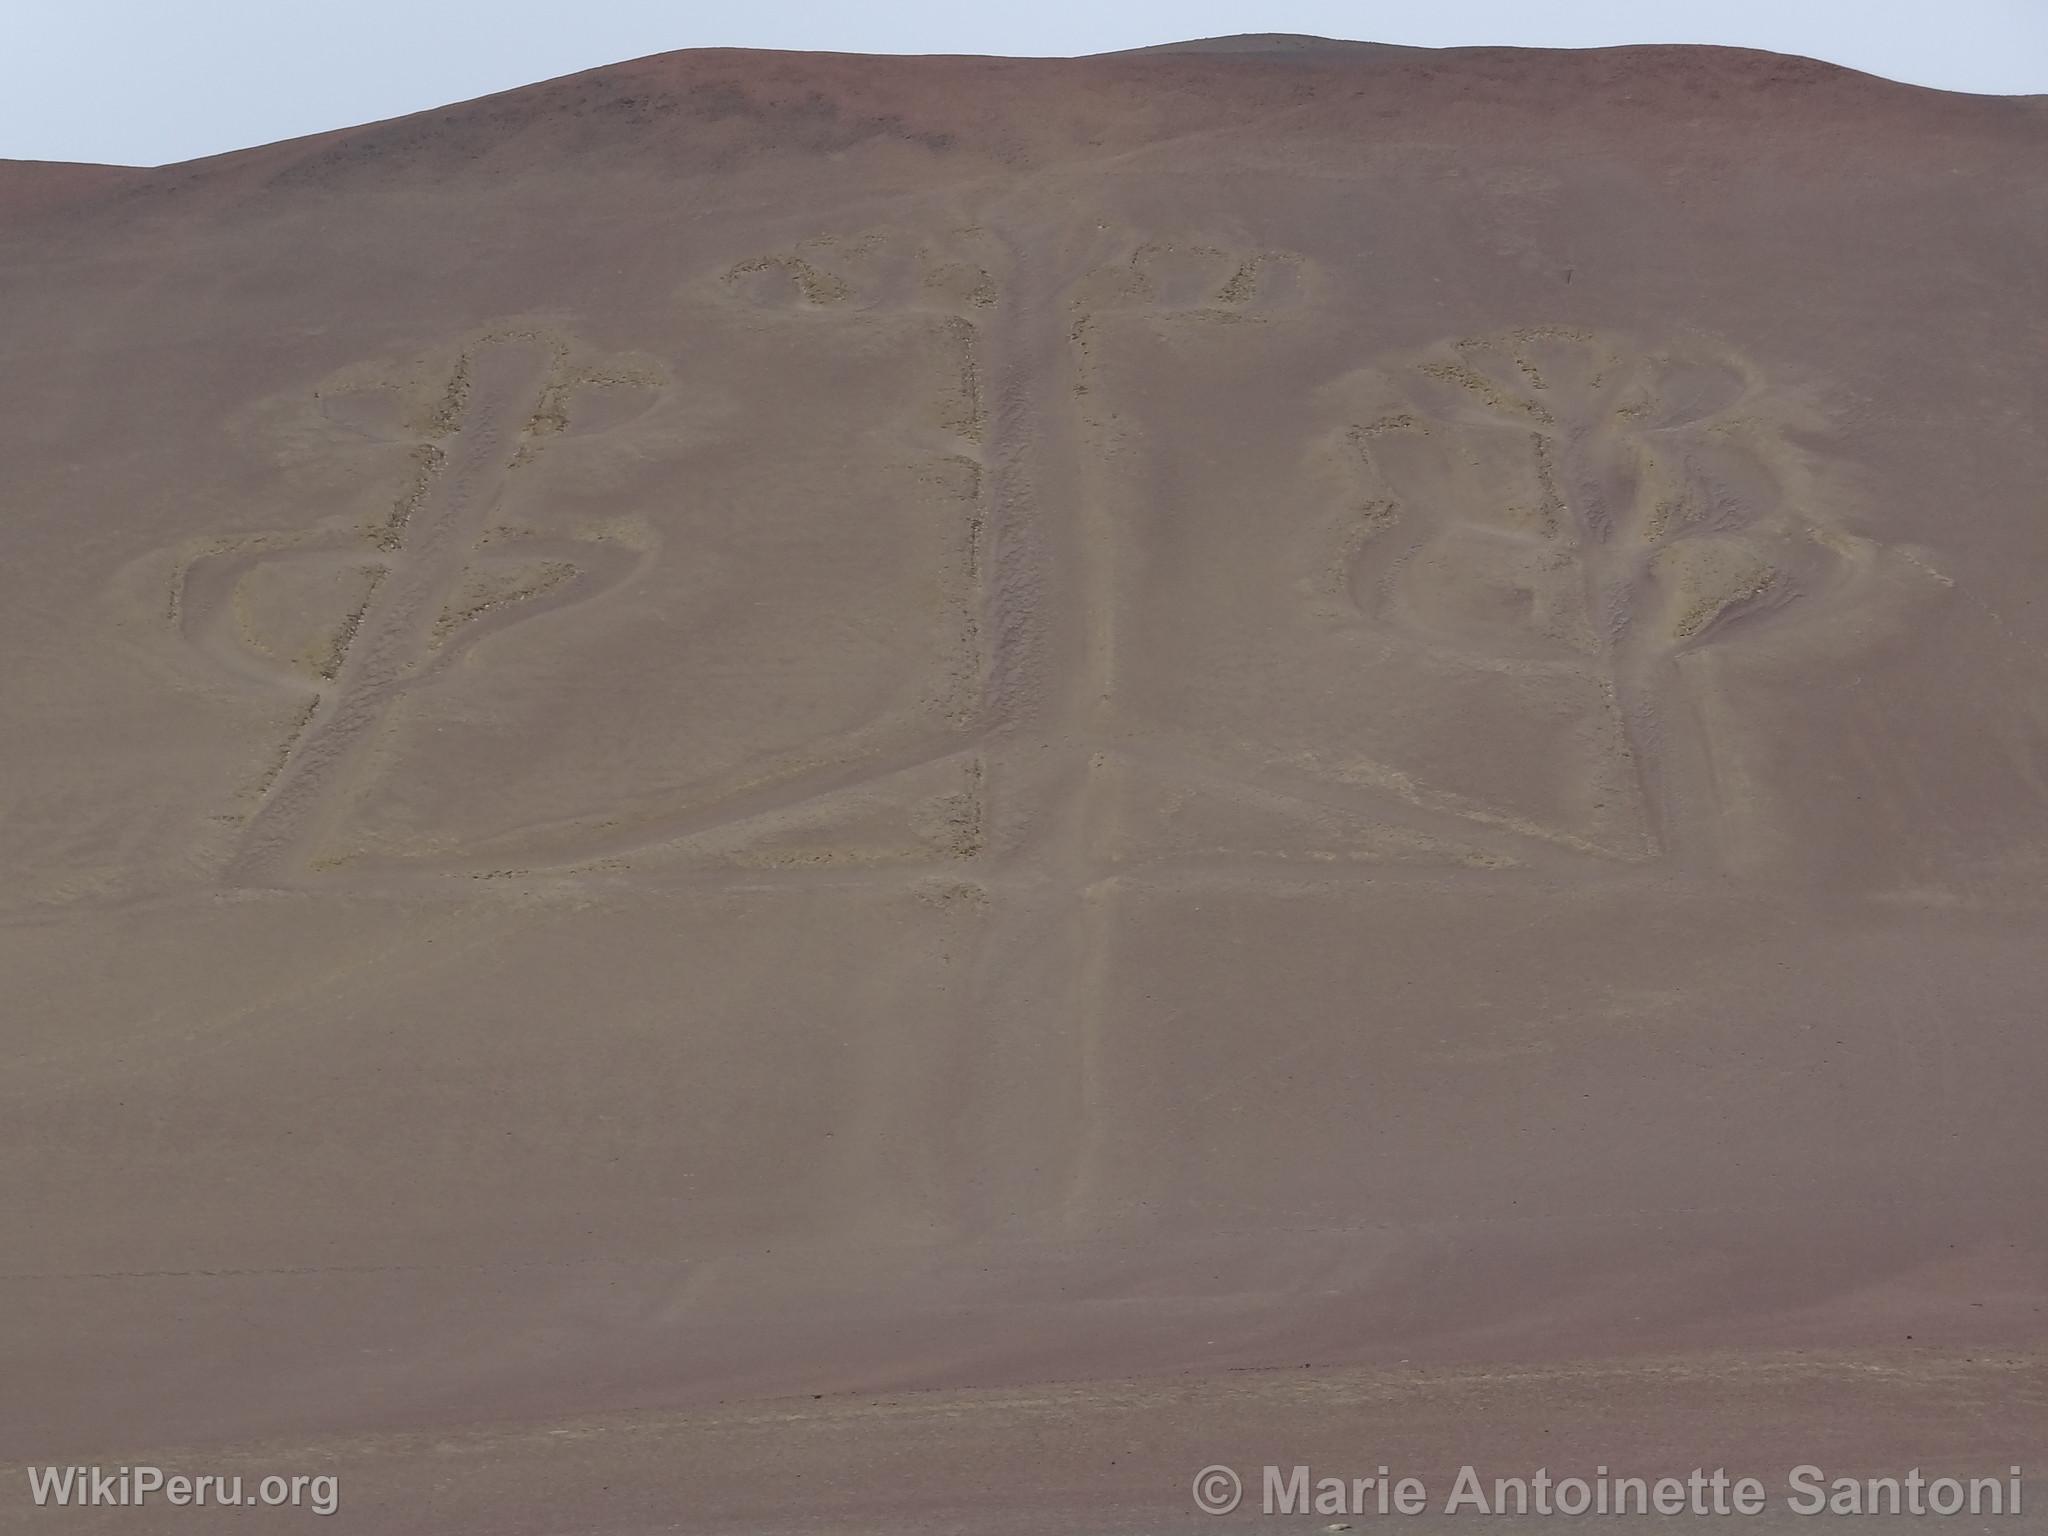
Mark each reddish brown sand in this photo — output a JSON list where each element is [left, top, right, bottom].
[[3, 36, 2046, 1532]]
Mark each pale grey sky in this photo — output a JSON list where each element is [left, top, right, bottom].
[[7, 0, 2046, 167]]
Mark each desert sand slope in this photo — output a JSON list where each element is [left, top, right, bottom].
[[2, 38, 2046, 1532]]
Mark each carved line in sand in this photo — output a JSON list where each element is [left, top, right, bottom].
[[167, 330, 666, 884], [1057, 240, 1563, 874], [1068, 238, 1306, 427], [712, 226, 1006, 735], [717, 228, 996, 656], [1316, 325, 1898, 866], [464, 230, 1023, 882]]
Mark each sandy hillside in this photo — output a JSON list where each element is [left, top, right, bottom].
[[2, 35, 2046, 1532]]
